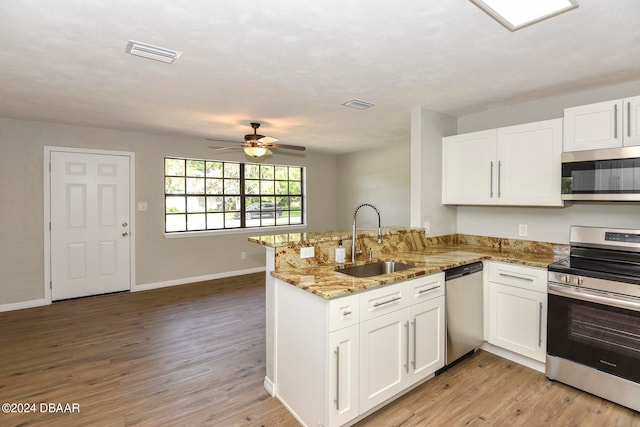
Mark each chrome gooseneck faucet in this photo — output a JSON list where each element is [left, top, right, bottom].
[[352, 203, 382, 263]]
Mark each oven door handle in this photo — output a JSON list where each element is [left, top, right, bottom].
[[548, 283, 640, 312]]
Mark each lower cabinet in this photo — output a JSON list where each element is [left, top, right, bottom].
[[486, 262, 547, 363], [359, 298, 445, 413], [329, 325, 359, 426], [274, 272, 444, 427]]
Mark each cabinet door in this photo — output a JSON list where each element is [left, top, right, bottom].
[[623, 96, 640, 147], [329, 325, 359, 426], [359, 309, 407, 413], [564, 100, 623, 151], [497, 119, 563, 206], [442, 129, 497, 204], [408, 297, 445, 382], [488, 282, 547, 362]]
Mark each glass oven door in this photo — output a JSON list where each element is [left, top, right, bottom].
[[547, 284, 640, 383]]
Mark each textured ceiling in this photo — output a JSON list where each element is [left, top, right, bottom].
[[1, 0, 639, 154]]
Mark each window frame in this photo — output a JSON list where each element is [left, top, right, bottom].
[[164, 157, 306, 235]]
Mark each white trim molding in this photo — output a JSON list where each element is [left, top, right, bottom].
[[0, 298, 49, 313], [134, 266, 266, 292]]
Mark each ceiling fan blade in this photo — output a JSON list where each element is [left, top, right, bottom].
[[258, 136, 279, 144], [206, 138, 241, 144], [266, 143, 306, 151], [208, 145, 242, 151]]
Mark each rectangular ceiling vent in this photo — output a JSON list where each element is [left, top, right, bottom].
[[125, 40, 182, 64], [343, 99, 375, 110]]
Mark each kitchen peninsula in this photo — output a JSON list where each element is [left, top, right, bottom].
[[250, 227, 567, 427]]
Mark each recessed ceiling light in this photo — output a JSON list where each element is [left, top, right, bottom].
[[343, 99, 375, 110], [470, 0, 579, 31], [125, 40, 182, 64]]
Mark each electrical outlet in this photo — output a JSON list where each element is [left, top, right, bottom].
[[518, 224, 528, 237], [240, 252, 246, 260], [300, 247, 315, 258]]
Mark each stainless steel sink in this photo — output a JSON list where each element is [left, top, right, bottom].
[[336, 261, 414, 278]]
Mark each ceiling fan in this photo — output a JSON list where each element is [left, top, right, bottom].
[[208, 122, 306, 157]]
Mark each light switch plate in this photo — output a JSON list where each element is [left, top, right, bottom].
[[300, 247, 315, 258]]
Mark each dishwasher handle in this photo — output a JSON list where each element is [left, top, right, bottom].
[[445, 261, 483, 280]]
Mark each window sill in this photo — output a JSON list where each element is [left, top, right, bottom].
[[164, 224, 307, 239]]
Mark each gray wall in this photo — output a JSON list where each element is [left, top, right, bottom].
[[336, 143, 411, 230], [455, 79, 640, 244], [0, 117, 337, 305], [410, 107, 458, 236]]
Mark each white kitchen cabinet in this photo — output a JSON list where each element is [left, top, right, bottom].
[[359, 308, 407, 412], [408, 298, 445, 381], [486, 262, 547, 363], [442, 129, 497, 205], [442, 118, 563, 206], [329, 325, 359, 426], [273, 272, 444, 427], [359, 290, 445, 414], [564, 96, 640, 151]]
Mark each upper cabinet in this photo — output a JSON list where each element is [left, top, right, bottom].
[[564, 96, 640, 151], [442, 118, 563, 206]]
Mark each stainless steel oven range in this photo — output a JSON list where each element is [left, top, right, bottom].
[[547, 226, 640, 412]]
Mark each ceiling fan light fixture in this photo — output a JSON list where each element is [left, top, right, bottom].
[[470, 0, 578, 31], [244, 146, 268, 157]]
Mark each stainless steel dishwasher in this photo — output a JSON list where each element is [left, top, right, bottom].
[[443, 261, 484, 366]]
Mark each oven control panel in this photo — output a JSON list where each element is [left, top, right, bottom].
[[605, 232, 640, 244]]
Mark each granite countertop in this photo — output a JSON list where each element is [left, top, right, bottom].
[[269, 243, 565, 300]]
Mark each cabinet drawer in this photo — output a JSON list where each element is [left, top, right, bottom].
[[359, 282, 407, 322], [488, 262, 547, 293], [404, 272, 445, 305], [329, 294, 359, 332]]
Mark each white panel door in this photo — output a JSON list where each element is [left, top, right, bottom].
[[408, 297, 445, 382], [623, 96, 640, 146], [50, 151, 131, 300], [359, 309, 407, 413], [497, 118, 563, 206], [442, 129, 497, 205]]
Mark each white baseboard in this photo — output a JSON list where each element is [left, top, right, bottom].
[[264, 376, 275, 396], [0, 298, 49, 313], [480, 342, 545, 373], [134, 266, 267, 292]]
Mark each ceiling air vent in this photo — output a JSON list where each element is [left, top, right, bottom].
[[125, 40, 182, 64], [343, 99, 375, 110]]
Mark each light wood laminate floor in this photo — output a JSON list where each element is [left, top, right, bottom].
[[0, 273, 638, 426]]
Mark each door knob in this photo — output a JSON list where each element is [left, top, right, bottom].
[[122, 232, 129, 237]]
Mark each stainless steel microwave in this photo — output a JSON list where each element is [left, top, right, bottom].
[[561, 146, 640, 201]]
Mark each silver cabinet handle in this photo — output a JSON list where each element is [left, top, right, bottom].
[[614, 103, 618, 139], [498, 160, 502, 198], [342, 310, 352, 316], [122, 222, 128, 227], [373, 296, 401, 308], [122, 232, 129, 237], [628, 101, 632, 137], [334, 347, 340, 410], [499, 272, 534, 282], [411, 319, 417, 368], [404, 321, 409, 373], [418, 285, 440, 294], [490, 161, 494, 198], [538, 302, 543, 347]]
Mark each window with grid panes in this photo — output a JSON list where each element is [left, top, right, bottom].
[[164, 157, 304, 232]]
